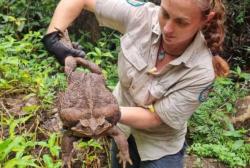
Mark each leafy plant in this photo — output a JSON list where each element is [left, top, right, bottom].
[[0, 31, 66, 108], [37, 133, 61, 158], [76, 139, 103, 150], [224, 0, 250, 70], [0, 0, 58, 37], [42, 154, 62, 168], [74, 138, 108, 167], [71, 29, 120, 89], [188, 68, 250, 167], [188, 143, 249, 167]]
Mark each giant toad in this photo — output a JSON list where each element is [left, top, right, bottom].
[[57, 31, 132, 168]]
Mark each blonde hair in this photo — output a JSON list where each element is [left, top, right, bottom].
[[197, 0, 230, 77]]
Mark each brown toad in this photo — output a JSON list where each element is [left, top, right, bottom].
[[57, 31, 131, 168]]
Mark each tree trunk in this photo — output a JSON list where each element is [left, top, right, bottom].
[[69, 11, 100, 43], [69, 0, 161, 42]]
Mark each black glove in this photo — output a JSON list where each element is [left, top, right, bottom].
[[42, 30, 85, 65]]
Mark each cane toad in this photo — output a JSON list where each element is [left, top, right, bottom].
[[57, 31, 131, 168]]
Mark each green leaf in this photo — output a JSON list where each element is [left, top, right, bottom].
[[87, 52, 98, 57], [223, 130, 244, 138], [102, 52, 113, 58], [4, 155, 38, 168], [21, 105, 40, 114], [9, 115, 32, 138], [0, 136, 24, 161], [232, 140, 244, 150], [225, 103, 233, 113], [94, 47, 102, 56], [236, 66, 241, 74], [215, 77, 233, 86], [240, 72, 250, 80], [36, 141, 48, 147], [48, 133, 60, 157], [43, 154, 54, 168]]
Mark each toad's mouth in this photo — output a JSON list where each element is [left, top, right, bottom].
[[71, 121, 112, 137]]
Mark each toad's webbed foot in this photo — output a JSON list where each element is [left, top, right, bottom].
[[107, 126, 132, 168], [117, 151, 133, 168], [61, 133, 78, 168]]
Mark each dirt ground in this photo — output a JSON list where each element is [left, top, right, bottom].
[[184, 155, 228, 168]]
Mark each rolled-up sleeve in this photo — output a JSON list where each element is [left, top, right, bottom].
[[95, 0, 145, 33], [154, 69, 215, 130]]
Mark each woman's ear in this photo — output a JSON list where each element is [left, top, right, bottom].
[[200, 11, 216, 29], [206, 11, 216, 23]]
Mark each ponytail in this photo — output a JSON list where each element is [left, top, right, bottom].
[[201, 0, 229, 77]]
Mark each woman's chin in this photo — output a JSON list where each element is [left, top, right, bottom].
[[163, 36, 175, 45]]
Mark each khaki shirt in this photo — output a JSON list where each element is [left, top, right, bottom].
[[95, 0, 215, 160]]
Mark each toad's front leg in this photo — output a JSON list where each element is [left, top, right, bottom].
[[107, 126, 132, 168]]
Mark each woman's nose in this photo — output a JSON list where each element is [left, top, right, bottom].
[[163, 21, 174, 34]]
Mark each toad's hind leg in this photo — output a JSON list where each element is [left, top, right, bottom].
[[61, 133, 78, 168], [107, 127, 132, 168]]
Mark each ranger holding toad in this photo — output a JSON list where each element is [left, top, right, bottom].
[[42, 0, 229, 167]]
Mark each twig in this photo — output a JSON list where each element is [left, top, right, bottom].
[[0, 100, 12, 118], [0, 110, 4, 139]]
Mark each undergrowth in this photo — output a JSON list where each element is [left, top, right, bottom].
[[0, 31, 64, 167], [188, 70, 250, 167], [0, 29, 120, 167]]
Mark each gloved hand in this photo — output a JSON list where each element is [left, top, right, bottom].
[[42, 30, 85, 65]]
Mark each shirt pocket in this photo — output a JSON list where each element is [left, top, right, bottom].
[[149, 66, 185, 99], [118, 34, 147, 87], [120, 34, 147, 71], [119, 34, 150, 105], [149, 75, 176, 100], [129, 73, 151, 106]]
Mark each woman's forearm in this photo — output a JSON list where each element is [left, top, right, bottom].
[[47, 0, 95, 33], [119, 106, 162, 129]]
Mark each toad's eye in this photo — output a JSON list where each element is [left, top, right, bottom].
[[105, 117, 113, 123], [80, 119, 89, 127]]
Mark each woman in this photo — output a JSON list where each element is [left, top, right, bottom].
[[42, 0, 229, 167]]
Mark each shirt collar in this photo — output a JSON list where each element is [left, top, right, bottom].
[[169, 31, 206, 68], [152, 22, 161, 36], [151, 7, 161, 44], [148, 32, 206, 76]]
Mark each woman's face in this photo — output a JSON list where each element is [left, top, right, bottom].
[[159, 0, 206, 47]]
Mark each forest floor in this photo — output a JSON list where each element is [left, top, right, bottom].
[[0, 93, 230, 168]]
